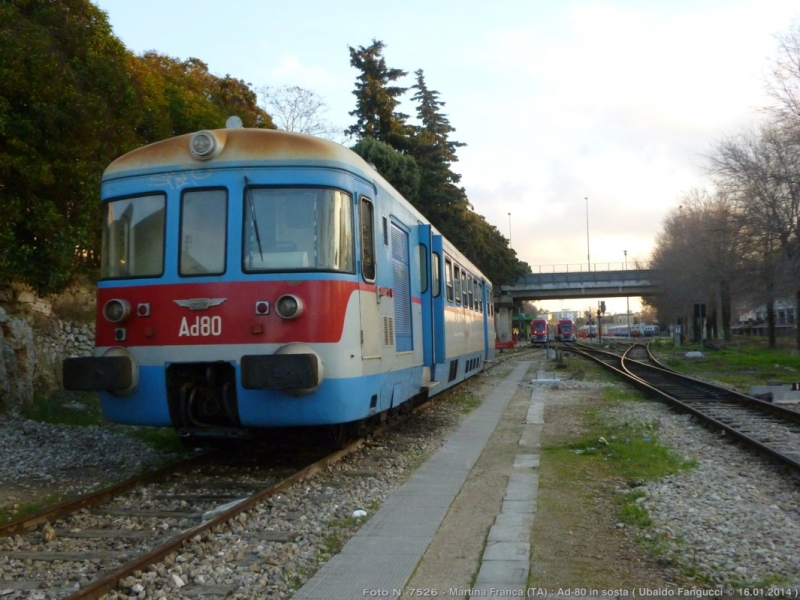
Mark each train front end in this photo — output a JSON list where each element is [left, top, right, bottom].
[[63, 127, 376, 439]]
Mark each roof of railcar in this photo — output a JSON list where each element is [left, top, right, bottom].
[[104, 128, 371, 177]]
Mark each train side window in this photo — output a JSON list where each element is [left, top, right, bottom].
[[360, 197, 376, 282], [476, 281, 483, 312], [467, 275, 474, 309], [461, 269, 467, 306], [454, 265, 461, 305], [432, 252, 441, 298], [417, 244, 428, 293], [445, 258, 454, 302], [180, 188, 227, 276]]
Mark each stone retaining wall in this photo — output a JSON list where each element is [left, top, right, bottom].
[[0, 282, 96, 413]]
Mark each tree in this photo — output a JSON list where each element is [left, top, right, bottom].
[[710, 126, 800, 349], [135, 53, 273, 137], [766, 21, 800, 130], [0, 0, 141, 294], [351, 137, 420, 202], [345, 43, 524, 286], [407, 69, 470, 223], [0, 2, 274, 297], [649, 190, 743, 343], [258, 85, 343, 141], [346, 40, 411, 149]]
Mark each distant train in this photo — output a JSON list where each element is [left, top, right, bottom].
[[605, 324, 659, 337], [605, 325, 630, 337], [531, 318, 549, 343], [63, 123, 496, 442], [556, 318, 576, 342]]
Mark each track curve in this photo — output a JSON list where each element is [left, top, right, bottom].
[[566, 341, 800, 473]]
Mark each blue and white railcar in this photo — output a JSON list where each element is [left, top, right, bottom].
[[63, 124, 495, 440]]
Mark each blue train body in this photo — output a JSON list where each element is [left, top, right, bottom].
[[62, 125, 496, 439]]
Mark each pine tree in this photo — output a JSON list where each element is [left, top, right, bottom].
[[408, 69, 470, 221], [346, 40, 411, 149]]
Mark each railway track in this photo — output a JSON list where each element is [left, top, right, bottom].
[[0, 348, 530, 599], [0, 433, 354, 599], [566, 341, 800, 473]]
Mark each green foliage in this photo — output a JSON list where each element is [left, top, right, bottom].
[[126, 427, 190, 453], [618, 490, 652, 526], [0, 0, 140, 294], [0, 492, 71, 524], [445, 389, 482, 414], [565, 421, 695, 483], [133, 53, 274, 141], [20, 388, 189, 455], [21, 390, 104, 426], [652, 343, 800, 391], [0, 2, 273, 296], [346, 40, 411, 148], [351, 137, 421, 202], [347, 43, 525, 286]]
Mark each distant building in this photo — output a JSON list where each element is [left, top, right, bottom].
[[552, 310, 578, 321], [738, 299, 796, 326]]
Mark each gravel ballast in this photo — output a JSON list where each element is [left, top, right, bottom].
[[2, 354, 800, 598]]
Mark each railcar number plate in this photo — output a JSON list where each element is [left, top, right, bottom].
[[179, 316, 222, 337]]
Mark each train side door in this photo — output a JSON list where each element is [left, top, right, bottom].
[[431, 235, 446, 365], [357, 194, 382, 362], [417, 224, 435, 368], [481, 279, 493, 359], [390, 220, 413, 353]]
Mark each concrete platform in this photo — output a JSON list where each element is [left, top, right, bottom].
[[291, 361, 535, 600]]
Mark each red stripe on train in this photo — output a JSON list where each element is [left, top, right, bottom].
[[94, 280, 359, 347]]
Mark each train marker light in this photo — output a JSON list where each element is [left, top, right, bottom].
[[255, 301, 270, 315]]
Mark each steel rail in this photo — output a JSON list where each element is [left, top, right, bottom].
[[5, 350, 527, 599], [568, 342, 800, 473], [62, 438, 365, 600], [0, 451, 214, 538]]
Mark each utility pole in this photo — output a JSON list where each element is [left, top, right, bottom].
[[624, 250, 631, 337], [585, 197, 590, 271]]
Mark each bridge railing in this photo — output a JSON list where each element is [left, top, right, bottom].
[[528, 261, 651, 273]]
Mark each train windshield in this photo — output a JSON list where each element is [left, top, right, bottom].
[[101, 194, 166, 278], [243, 187, 354, 273], [534, 321, 546, 332]]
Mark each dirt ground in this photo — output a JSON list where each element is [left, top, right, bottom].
[[402, 355, 694, 597]]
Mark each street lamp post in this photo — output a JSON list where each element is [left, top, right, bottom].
[[585, 197, 590, 271], [625, 250, 631, 337]]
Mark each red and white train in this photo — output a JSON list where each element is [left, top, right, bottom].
[[531, 318, 549, 343], [556, 318, 576, 342], [63, 124, 495, 442]]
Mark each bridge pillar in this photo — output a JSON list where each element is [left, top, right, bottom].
[[495, 294, 514, 348]]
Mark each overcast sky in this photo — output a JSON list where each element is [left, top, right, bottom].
[[92, 0, 799, 315]]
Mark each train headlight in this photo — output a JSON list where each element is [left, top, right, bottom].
[[189, 130, 219, 160], [103, 299, 131, 323], [276, 294, 303, 320]]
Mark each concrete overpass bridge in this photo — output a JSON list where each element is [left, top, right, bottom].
[[494, 263, 659, 346]]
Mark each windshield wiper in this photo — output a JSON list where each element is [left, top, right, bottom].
[[244, 176, 264, 260]]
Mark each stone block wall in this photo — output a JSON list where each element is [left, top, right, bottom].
[[0, 282, 96, 413]]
